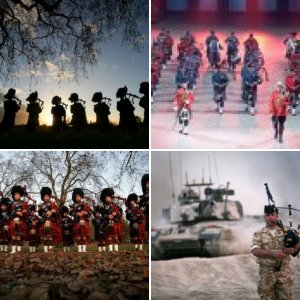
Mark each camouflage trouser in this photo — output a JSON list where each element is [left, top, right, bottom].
[[258, 265, 293, 300]]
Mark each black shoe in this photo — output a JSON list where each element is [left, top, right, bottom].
[[279, 135, 283, 143]]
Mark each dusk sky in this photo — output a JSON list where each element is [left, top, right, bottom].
[[152, 151, 300, 225], [0, 21, 148, 126]]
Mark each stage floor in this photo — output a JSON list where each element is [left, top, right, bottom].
[[151, 21, 300, 149]]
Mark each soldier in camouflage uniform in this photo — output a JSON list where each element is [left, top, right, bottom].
[[251, 205, 300, 300]]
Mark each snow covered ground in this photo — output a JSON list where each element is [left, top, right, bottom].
[[151, 254, 300, 300]]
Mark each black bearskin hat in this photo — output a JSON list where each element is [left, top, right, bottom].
[[40, 187, 52, 200], [264, 205, 278, 214], [139, 82, 149, 94], [4, 88, 16, 99], [127, 193, 138, 203], [100, 188, 114, 204], [26, 91, 38, 103], [69, 93, 79, 102], [116, 86, 127, 99], [11, 185, 24, 198], [61, 205, 69, 214], [92, 92, 103, 103], [141, 174, 149, 194], [52, 95, 61, 105], [72, 188, 84, 202]]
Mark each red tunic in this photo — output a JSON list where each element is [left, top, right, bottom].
[[102, 203, 123, 244], [38, 202, 62, 244], [285, 74, 300, 93], [71, 202, 91, 243], [9, 201, 29, 242], [269, 91, 290, 117], [126, 206, 145, 244], [175, 89, 194, 110]]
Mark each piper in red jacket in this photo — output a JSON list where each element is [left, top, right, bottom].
[[269, 81, 290, 143], [126, 193, 145, 251], [9, 186, 28, 253], [100, 188, 123, 252], [70, 188, 91, 253], [285, 69, 300, 115], [38, 187, 62, 253]]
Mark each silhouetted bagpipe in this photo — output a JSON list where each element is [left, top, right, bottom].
[[126, 92, 140, 104], [26, 91, 44, 109], [265, 183, 300, 257], [102, 97, 112, 106], [51, 96, 68, 109], [12, 96, 22, 106], [77, 99, 86, 107]]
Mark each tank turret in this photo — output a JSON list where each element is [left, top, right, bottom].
[[153, 178, 244, 259]]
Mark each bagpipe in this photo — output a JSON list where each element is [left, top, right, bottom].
[[78, 99, 86, 107], [102, 97, 112, 107], [264, 183, 300, 257], [23, 186, 37, 211], [61, 101, 68, 109], [126, 93, 140, 104], [12, 96, 22, 106]]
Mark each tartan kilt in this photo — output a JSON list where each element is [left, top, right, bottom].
[[74, 220, 90, 240], [27, 227, 41, 246], [104, 222, 123, 241], [9, 219, 26, 238], [41, 222, 62, 244], [130, 222, 146, 243], [62, 228, 75, 245]]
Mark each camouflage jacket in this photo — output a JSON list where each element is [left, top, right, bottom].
[[251, 225, 291, 268]]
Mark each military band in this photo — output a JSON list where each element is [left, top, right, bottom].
[[0, 175, 149, 253]]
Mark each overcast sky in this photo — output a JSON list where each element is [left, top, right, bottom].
[[152, 151, 300, 225]]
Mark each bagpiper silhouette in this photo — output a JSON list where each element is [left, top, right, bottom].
[[116, 86, 137, 133], [69, 93, 87, 133], [92, 92, 111, 133], [0, 88, 21, 133], [139, 82, 149, 127], [51, 96, 67, 135], [25, 91, 43, 133]]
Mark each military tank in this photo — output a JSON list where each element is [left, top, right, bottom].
[[152, 177, 243, 260]]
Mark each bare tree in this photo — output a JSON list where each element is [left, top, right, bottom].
[[0, 151, 149, 205], [0, 0, 148, 83]]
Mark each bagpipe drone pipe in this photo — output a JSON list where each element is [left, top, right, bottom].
[[265, 183, 300, 257]]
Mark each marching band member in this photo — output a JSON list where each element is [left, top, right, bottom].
[[38, 187, 61, 253], [126, 193, 145, 251], [70, 188, 91, 253], [26, 204, 41, 253], [269, 81, 290, 143], [92, 205, 106, 252], [61, 206, 74, 252], [0, 197, 12, 252], [9, 186, 28, 253], [100, 188, 123, 252]]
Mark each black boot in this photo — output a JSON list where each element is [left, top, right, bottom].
[[274, 129, 278, 139], [279, 134, 283, 143]]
